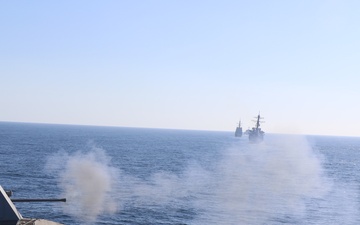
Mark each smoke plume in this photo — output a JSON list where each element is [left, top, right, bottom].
[[46, 146, 119, 223]]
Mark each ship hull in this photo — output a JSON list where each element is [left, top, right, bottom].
[[235, 127, 242, 137]]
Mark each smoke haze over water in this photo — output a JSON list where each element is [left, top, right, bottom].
[[45, 136, 344, 224], [192, 136, 330, 224]]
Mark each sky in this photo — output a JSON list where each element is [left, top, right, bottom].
[[1, 0, 360, 136]]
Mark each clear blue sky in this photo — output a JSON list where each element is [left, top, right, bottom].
[[1, 1, 360, 136]]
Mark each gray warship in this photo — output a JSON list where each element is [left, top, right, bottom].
[[0, 185, 65, 225], [248, 113, 265, 143], [234, 120, 243, 137]]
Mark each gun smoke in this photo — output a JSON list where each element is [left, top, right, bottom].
[[46, 146, 119, 223], [45, 136, 349, 224]]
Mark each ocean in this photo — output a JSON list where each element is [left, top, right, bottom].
[[1, 122, 360, 225]]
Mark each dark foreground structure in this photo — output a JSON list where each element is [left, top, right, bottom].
[[0, 185, 65, 225]]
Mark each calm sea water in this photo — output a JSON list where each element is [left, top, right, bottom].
[[1, 122, 360, 225]]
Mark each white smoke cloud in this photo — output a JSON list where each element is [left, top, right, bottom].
[[45, 136, 342, 224], [46, 146, 120, 223], [192, 135, 330, 224]]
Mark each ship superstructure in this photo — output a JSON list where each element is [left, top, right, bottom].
[[248, 113, 265, 143]]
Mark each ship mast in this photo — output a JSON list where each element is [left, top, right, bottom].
[[256, 114, 260, 130], [253, 113, 264, 131]]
